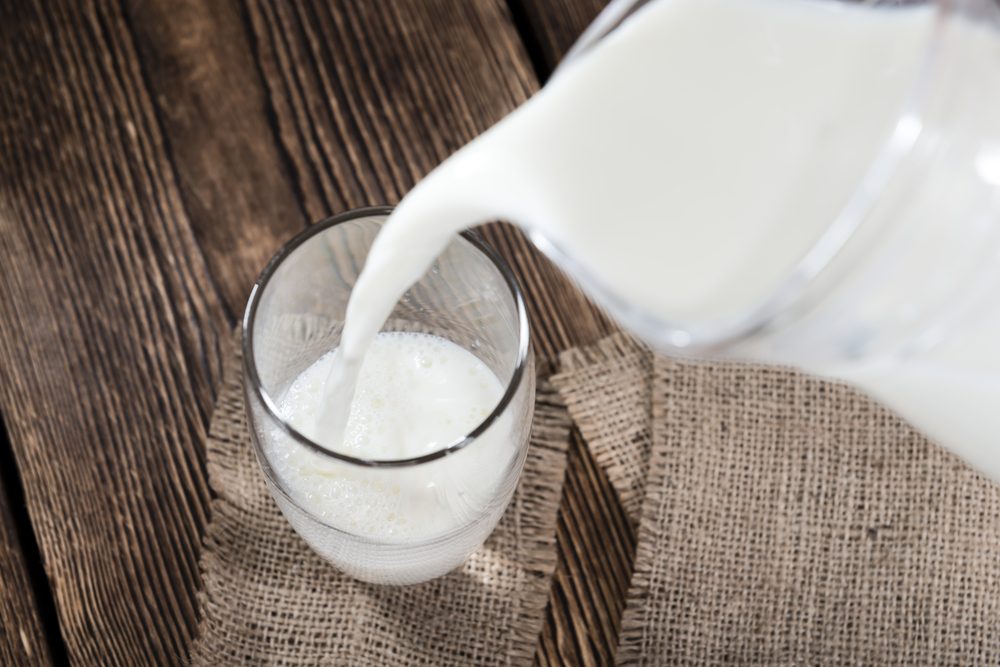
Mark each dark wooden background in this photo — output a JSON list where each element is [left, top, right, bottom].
[[0, 0, 634, 664]]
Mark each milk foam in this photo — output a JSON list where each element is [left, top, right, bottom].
[[273, 332, 514, 541]]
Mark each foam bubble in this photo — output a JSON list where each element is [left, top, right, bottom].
[[270, 331, 514, 542]]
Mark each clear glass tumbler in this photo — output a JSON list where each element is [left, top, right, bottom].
[[243, 207, 535, 585]]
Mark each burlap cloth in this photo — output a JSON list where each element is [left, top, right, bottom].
[[190, 334, 571, 666], [553, 334, 652, 525], [553, 333, 1000, 665]]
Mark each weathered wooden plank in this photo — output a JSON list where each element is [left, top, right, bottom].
[[1, 0, 632, 664], [0, 476, 53, 667], [0, 0, 228, 663], [511, 0, 610, 77], [123, 0, 306, 317]]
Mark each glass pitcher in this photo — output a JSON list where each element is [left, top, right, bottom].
[[532, 0, 1000, 479]]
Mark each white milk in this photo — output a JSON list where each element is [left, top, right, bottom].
[[319, 0, 1000, 481], [272, 332, 514, 545]]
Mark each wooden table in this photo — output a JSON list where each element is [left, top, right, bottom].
[[0, 1, 629, 664]]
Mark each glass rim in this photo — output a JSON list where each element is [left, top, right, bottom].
[[242, 205, 531, 469]]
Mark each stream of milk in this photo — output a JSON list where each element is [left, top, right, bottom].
[[274, 332, 513, 541], [313, 0, 1000, 480]]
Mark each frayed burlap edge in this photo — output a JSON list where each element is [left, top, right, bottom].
[[509, 378, 571, 663], [556, 330, 644, 371], [614, 357, 672, 667], [553, 332, 652, 522], [191, 330, 571, 665]]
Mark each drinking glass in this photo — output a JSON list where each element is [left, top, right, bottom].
[[243, 207, 534, 585]]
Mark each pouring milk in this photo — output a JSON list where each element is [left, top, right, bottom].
[[313, 0, 1000, 480]]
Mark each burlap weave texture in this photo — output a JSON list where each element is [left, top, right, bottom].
[[190, 334, 570, 666], [554, 335, 1000, 665]]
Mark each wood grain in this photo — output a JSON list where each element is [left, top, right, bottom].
[[0, 0, 632, 663], [122, 0, 306, 316], [511, 0, 610, 76], [0, 476, 52, 666], [0, 0, 226, 663]]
